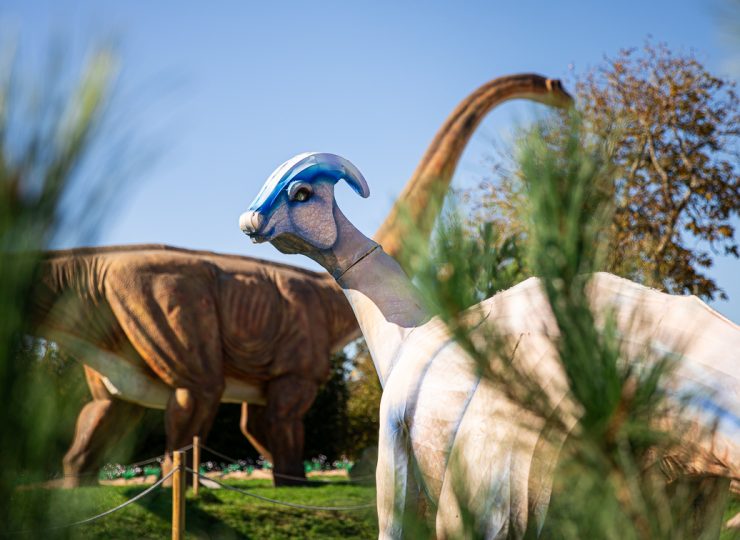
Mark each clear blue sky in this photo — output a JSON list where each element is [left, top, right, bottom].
[[4, 0, 739, 320]]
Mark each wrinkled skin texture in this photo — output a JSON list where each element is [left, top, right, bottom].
[[34, 246, 356, 486], [30, 74, 572, 485]]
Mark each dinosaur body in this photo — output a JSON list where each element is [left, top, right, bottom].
[[240, 152, 739, 538], [367, 270, 739, 537], [32, 74, 572, 485], [35, 244, 355, 483], [37, 244, 356, 404]]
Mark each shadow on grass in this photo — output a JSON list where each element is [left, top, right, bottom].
[[121, 486, 249, 540]]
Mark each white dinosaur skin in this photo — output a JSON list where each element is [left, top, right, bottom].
[[240, 153, 740, 539]]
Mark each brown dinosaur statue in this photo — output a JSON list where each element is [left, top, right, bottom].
[[34, 246, 358, 486], [31, 74, 572, 487]]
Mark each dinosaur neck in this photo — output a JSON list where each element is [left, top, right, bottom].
[[339, 249, 428, 387], [372, 73, 571, 270], [306, 207, 427, 386]]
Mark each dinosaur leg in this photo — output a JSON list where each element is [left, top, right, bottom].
[[239, 402, 274, 462], [376, 406, 417, 540], [162, 385, 224, 484], [62, 366, 144, 488], [261, 375, 318, 486], [105, 270, 226, 484]]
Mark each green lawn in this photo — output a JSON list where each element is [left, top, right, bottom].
[[722, 496, 740, 540], [7, 479, 739, 539], [7, 478, 378, 539]]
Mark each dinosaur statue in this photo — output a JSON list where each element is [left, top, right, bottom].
[[239, 152, 740, 539], [32, 74, 572, 487], [374, 74, 572, 266]]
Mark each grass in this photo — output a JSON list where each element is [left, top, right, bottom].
[[723, 498, 740, 540], [6, 479, 738, 539], [6, 478, 377, 539]]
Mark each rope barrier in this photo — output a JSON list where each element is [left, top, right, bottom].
[[273, 471, 349, 483], [3, 468, 178, 536], [186, 468, 375, 511], [199, 444, 338, 483], [198, 443, 375, 484], [124, 444, 194, 469], [47, 443, 195, 481], [198, 443, 241, 465], [8, 442, 374, 538]]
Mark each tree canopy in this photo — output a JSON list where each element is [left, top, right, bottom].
[[472, 42, 739, 300]]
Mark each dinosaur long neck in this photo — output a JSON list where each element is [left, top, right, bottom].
[[306, 206, 427, 386], [372, 73, 572, 270], [339, 249, 427, 386]]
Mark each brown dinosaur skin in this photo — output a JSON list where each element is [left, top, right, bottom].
[[31, 74, 572, 487], [34, 245, 356, 486]]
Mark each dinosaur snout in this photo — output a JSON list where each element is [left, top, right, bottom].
[[239, 210, 266, 241]]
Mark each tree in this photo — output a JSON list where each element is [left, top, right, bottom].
[[345, 342, 382, 459], [303, 351, 350, 462], [473, 41, 739, 300]]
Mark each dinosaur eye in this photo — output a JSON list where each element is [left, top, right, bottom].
[[288, 182, 312, 202]]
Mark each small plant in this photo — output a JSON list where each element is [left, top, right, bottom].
[[142, 465, 161, 477], [332, 456, 354, 471]]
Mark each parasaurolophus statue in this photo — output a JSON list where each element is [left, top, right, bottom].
[[239, 152, 740, 538], [32, 74, 572, 486]]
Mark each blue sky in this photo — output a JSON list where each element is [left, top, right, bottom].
[[4, 0, 739, 320]]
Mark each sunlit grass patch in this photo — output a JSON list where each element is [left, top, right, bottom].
[[8, 479, 378, 539]]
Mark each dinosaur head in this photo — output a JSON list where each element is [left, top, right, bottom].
[[540, 78, 574, 108], [239, 152, 370, 256]]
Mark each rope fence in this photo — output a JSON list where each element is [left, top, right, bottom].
[[4, 468, 177, 536], [54, 441, 371, 485], [127, 444, 194, 469], [198, 442, 375, 484], [50, 443, 195, 481], [186, 467, 375, 511], [6, 439, 377, 539]]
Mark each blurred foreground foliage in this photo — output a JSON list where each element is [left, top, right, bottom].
[[0, 44, 124, 533], [406, 114, 734, 538]]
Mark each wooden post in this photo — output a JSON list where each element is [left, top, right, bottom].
[[192, 436, 200, 496], [172, 450, 186, 540]]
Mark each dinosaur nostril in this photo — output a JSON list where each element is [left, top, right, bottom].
[[239, 211, 264, 235], [252, 212, 264, 231]]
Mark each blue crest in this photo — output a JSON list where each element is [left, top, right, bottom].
[[247, 152, 370, 215]]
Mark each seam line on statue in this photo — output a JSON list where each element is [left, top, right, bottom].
[[335, 244, 381, 281], [401, 337, 455, 425], [401, 338, 456, 502], [386, 327, 418, 377], [437, 373, 482, 496]]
